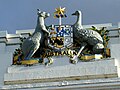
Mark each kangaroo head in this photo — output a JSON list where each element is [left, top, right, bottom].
[[37, 9, 50, 18]]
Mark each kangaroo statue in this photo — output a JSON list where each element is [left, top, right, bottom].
[[21, 9, 50, 60]]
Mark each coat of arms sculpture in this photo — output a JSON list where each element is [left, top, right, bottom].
[[12, 7, 110, 66]]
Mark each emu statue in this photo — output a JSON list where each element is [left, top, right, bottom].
[[21, 9, 50, 60], [71, 10, 104, 63]]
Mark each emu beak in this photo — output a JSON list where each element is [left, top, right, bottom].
[[72, 12, 76, 15]]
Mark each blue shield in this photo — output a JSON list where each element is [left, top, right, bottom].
[[48, 25, 73, 50]]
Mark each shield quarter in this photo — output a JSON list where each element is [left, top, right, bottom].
[[48, 25, 73, 50]]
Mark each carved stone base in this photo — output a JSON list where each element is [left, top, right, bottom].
[[4, 57, 117, 85]]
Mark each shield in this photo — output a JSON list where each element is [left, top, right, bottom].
[[48, 25, 73, 50]]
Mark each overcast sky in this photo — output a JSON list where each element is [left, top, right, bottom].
[[0, 0, 120, 33]]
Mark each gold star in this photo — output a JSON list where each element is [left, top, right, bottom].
[[54, 6, 66, 16]]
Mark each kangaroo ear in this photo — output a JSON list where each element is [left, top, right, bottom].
[[37, 9, 41, 15], [37, 9, 41, 13], [37, 9, 40, 11]]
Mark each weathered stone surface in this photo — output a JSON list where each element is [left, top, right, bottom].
[[4, 58, 118, 85]]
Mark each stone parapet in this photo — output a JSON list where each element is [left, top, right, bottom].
[[4, 58, 118, 85]]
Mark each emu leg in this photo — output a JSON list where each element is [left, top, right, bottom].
[[70, 43, 86, 64], [45, 57, 54, 66]]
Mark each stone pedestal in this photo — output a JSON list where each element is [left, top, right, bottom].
[[4, 57, 118, 86]]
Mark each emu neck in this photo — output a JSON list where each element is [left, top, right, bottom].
[[75, 14, 83, 29]]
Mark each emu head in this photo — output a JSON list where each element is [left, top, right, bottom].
[[37, 9, 50, 18], [72, 10, 81, 16]]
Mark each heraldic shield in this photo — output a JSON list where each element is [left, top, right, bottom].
[[48, 25, 73, 50]]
